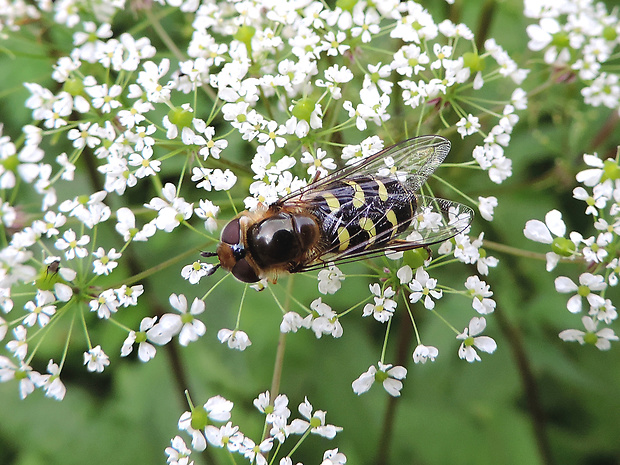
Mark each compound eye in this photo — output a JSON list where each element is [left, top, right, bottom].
[[221, 218, 241, 245], [232, 258, 259, 283]]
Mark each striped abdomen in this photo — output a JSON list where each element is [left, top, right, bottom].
[[309, 175, 416, 256]]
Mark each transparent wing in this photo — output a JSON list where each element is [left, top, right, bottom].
[[270, 134, 472, 272], [276, 135, 451, 206], [296, 195, 473, 272]]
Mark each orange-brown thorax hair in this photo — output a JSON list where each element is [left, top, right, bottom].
[[216, 203, 323, 282]]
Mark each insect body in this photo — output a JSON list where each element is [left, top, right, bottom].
[[205, 135, 473, 283], [308, 175, 415, 257]]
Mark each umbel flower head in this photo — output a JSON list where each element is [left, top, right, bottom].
[[352, 362, 407, 397], [14, 1, 620, 464], [559, 316, 619, 351], [0, 0, 528, 408], [456, 317, 497, 362]]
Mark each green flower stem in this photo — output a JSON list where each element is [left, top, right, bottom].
[[76, 223, 86, 278], [589, 108, 620, 150], [402, 290, 421, 345], [203, 145, 256, 175], [475, 0, 498, 52], [49, 146, 83, 184], [267, 286, 288, 314], [268, 442, 282, 465], [81, 141, 105, 194], [426, 256, 462, 270], [150, 145, 186, 163], [226, 190, 239, 216], [177, 151, 190, 191], [338, 295, 372, 318], [182, 220, 218, 241], [106, 316, 133, 333], [258, 86, 275, 121], [431, 173, 478, 205], [438, 106, 451, 129], [23, 300, 70, 366], [439, 161, 480, 168], [234, 284, 248, 330], [270, 275, 293, 396], [200, 271, 230, 301], [493, 301, 554, 465], [6, 313, 27, 327], [84, 224, 98, 278], [375, 294, 414, 465], [144, 8, 185, 68], [283, 291, 311, 314], [111, 244, 207, 288], [263, 278, 294, 447], [455, 93, 503, 117], [58, 310, 75, 371], [0, 222, 7, 248], [379, 315, 392, 364], [381, 121, 396, 146], [430, 306, 461, 336], [225, 448, 238, 465], [286, 428, 312, 458], [79, 303, 92, 350], [334, 273, 379, 279], [184, 390, 195, 410], [154, 25, 218, 99], [415, 98, 428, 137], [25, 298, 75, 366], [268, 332, 286, 422], [482, 239, 582, 264]]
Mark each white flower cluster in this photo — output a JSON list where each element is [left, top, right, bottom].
[[524, 150, 620, 350], [281, 297, 343, 339], [168, 391, 344, 465], [524, 0, 620, 113], [1, 287, 211, 400], [0, 0, 522, 412], [278, 226, 501, 398]]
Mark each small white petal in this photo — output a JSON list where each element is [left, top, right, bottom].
[[352, 368, 375, 395], [468, 317, 487, 336], [554, 276, 578, 293], [559, 329, 585, 342], [138, 342, 156, 362], [382, 378, 403, 397], [581, 316, 597, 332], [545, 252, 560, 271], [523, 220, 553, 243], [387, 365, 407, 380], [596, 328, 619, 341], [54, 283, 73, 302], [566, 295, 583, 313], [473, 336, 497, 354], [397, 265, 413, 284], [595, 338, 612, 350], [545, 210, 566, 237]]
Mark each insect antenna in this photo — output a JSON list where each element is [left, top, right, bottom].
[[200, 251, 220, 276], [206, 263, 220, 276]]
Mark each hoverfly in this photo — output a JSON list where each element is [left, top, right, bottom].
[[203, 135, 473, 283]]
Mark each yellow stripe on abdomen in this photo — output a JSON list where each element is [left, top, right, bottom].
[[337, 226, 350, 252], [344, 180, 365, 209]]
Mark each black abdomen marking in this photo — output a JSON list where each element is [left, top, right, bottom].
[[309, 176, 416, 255]]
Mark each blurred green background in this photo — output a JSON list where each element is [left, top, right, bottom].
[[1, 0, 620, 464]]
